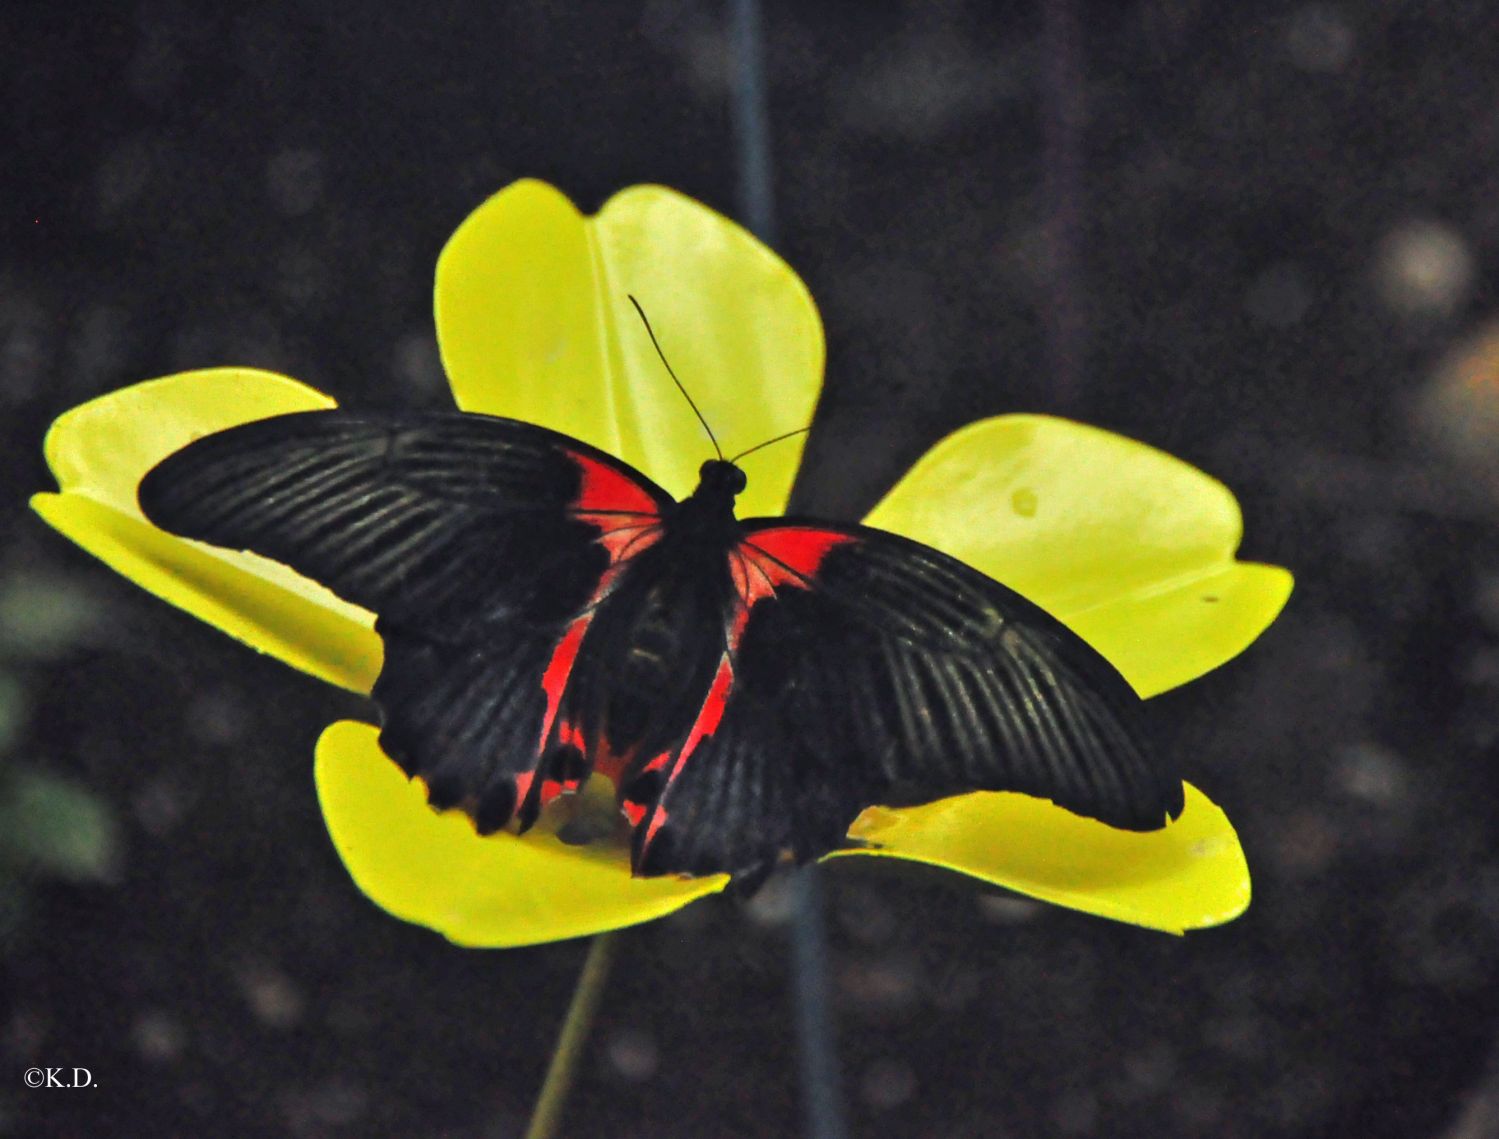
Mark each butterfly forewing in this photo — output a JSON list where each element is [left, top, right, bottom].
[[139, 410, 672, 833]]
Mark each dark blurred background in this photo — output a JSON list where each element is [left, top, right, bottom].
[[4, 1, 1498, 1136]]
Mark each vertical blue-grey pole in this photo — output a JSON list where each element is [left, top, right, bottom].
[[727, 3, 850, 1138], [728, 0, 777, 247]]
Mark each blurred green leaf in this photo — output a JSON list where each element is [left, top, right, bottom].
[[0, 572, 107, 660], [0, 770, 121, 883]]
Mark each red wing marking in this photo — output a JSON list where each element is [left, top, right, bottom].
[[592, 741, 631, 788], [564, 450, 666, 596], [677, 656, 735, 765], [642, 805, 670, 851], [497, 614, 594, 826], [624, 529, 855, 851], [537, 615, 591, 752], [634, 654, 736, 860], [512, 771, 536, 809], [557, 720, 585, 752], [577, 514, 662, 568], [566, 450, 662, 516], [728, 547, 777, 609], [620, 748, 671, 833], [727, 527, 857, 642], [639, 751, 672, 775], [508, 455, 667, 830], [741, 527, 856, 586]]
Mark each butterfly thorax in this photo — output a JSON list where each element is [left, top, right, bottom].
[[693, 458, 748, 500], [665, 458, 746, 541]]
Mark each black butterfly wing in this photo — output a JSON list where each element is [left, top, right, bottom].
[[138, 409, 673, 831], [630, 521, 1183, 881]]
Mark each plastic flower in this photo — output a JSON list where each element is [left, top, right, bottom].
[[33, 180, 1291, 946]]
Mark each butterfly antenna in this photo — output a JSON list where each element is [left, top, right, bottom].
[[728, 426, 811, 465], [628, 295, 723, 461]]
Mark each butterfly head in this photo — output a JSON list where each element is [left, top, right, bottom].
[[696, 459, 747, 500]]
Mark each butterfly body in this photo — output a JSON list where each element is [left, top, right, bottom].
[[139, 410, 1183, 884]]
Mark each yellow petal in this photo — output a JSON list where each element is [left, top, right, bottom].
[[33, 369, 381, 693], [435, 179, 823, 516], [836, 782, 1248, 934], [1067, 562, 1292, 700], [863, 414, 1291, 697], [315, 721, 727, 947]]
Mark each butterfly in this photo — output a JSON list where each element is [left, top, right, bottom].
[[138, 342, 1183, 888]]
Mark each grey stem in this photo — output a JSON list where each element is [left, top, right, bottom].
[[727, 3, 850, 1138]]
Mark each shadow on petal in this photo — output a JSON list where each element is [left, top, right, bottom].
[[864, 414, 1292, 695], [833, 783, 1249, 935], [1066, 562, 1292, 698], [33, 368, 380, 693], [316, 721, 727, 948]]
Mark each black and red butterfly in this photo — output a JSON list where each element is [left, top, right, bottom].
[[139, 380, 1183, 886]]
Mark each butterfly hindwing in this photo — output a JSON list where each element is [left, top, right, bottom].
[[629, 521, 1182, 880], [139, 410, 673, 832]]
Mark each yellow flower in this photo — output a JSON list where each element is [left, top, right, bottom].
[[32, 180, 1291, 946]]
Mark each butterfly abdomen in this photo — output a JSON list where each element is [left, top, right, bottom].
[[575, 525, 742, 764]]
